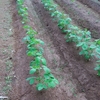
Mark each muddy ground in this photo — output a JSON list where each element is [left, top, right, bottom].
[[7, 0, 100, 100]]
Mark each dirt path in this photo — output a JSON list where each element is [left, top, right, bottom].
[[0, 0, 14, 97]]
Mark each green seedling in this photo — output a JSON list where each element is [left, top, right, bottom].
[[41, 0, 100, 75], [94, 46, 100, 76], [5, 60, 13, 71], [58, 18, 71, 32], [17, 0, 28, 24], [5, 76, 12, 84], [17, 0, 59, 91], [94, 63, 100, 76], [23, 31, 59, 90]]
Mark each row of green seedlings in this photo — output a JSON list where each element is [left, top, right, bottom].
[[17, 0, 59, 91], [41, 0, 100, 75]]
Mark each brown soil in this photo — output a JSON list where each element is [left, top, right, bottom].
[[77, 0, 100, 14], [0, 0, 14, 97], [8, 0, 100, 100], [9, 0, 87, 100], [55, 0, 100, 39]]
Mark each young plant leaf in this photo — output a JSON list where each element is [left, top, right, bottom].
[[43, 66, 51, 73], [29, 68, 36, 74], [94, 64, 100, 70], [36, 83, 47, 91], [41, 58, 47, 65], [97, 70, 100, 76], [26, 77, 35, 85]]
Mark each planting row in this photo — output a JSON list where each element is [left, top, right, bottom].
[[17, 0, 59, 91], [41, 0, 100, 76]]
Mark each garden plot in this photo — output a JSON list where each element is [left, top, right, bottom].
[[9, 0, 87, 100], [1, 0, 100, 100], [55, 0, 100, 38]]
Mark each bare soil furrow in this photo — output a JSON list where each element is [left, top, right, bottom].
[[77, 0, 100, 15]]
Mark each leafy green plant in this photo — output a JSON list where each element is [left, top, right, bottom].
[[17, 0, 28, 24], [17, 0, 59, 91], [58, 18, 71, 32], [64, 26, 95, 60], [23, 25, 59, 90], [95, 62, 100, 76], [94, 40, 100, 75], [76, 30, 96, 60], [42, 0, 95, 61], [41, 0, 100, 75]]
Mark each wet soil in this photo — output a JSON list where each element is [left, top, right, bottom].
[[9, 0, 100, 100], [55, 0, 100, 39]]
